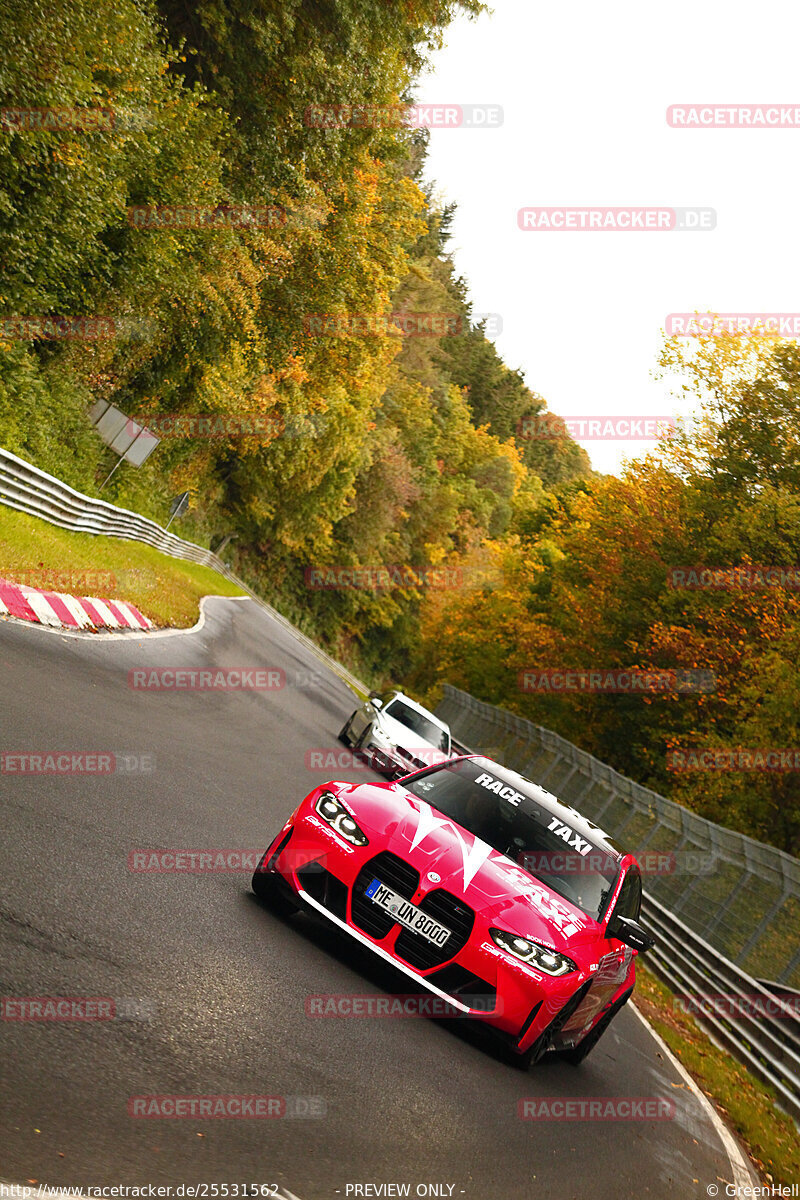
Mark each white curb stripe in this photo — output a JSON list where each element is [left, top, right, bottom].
[[83, 597, 121, 627], [58, 592, 94, 628], [21, 589, 63, 627], [0, 594, 7, 614], [114, 598, 150, 629]]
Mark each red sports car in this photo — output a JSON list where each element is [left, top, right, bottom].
[[253, 755, 654, 1067]]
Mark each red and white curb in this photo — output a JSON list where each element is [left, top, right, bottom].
[[0, 578, 152, 632]]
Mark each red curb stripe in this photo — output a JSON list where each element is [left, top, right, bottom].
[[124, 603, 151, 629], [78, 598, 105, 627], [0, 584, 38, 622], [40, 592, 80, 626], [103, 598, 131, 626]]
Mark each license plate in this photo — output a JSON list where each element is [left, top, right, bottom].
[[365, 878, 452, 947]]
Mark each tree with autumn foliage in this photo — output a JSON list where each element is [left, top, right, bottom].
[[0, 0, 585, 681], [414, 333, 800, 854]]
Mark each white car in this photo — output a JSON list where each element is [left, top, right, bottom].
[[338, 690, 453, 778]]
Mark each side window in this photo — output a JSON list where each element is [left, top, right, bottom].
[[613, 868, 642, 922]]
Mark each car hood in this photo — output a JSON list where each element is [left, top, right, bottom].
[[332, 780, 601, 951], [373, 712, 450, 759]]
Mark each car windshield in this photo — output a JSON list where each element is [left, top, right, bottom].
[[404, 758, 620, 921], [384, 699, 450, 752]]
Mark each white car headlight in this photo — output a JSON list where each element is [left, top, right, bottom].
[[490, 928, 577, 977], [315, 792, 369, 847]]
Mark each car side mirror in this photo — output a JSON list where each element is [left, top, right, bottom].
[[370, 697, 383, 710], [607, 914, 655, 953]]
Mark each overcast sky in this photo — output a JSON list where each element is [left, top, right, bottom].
[[415, 0, 800, 474]]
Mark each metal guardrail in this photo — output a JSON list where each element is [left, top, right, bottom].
[[642, 896, 800, 1124], [0, 445, 222, 567], [437, 684, 800, 1123], [0, 445, 369, 696]]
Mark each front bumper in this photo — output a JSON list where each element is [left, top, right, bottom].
[[361, 742, 423, 779], [261, 810, 602, 1052]]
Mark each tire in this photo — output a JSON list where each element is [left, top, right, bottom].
[[560, 987, 633, 1065], [353, 720, 372, 751], [338, 716, 355, 746], [512, 982, 593, 1069], [252, 851, 299, 916]]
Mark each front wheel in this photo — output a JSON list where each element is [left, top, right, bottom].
[[338, 715, 355, 746], [560, 987, 633, 1065], [513, 980, 593, 1069], [252, 851, 299, 916]]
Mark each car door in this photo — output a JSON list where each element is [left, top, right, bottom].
[[596, 865, 642, 999], [559, 866, 642, 1040]]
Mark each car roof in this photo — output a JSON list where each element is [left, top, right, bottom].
[[383, 691, 450, 732], [461, 755, 626, 862]]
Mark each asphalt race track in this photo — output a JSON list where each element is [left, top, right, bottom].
[[1, 597, 754, 1199]]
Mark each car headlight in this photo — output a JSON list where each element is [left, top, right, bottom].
[[490, 928, 577, 977], [368, 726, 393, 749], [315, 792, 369, 846]]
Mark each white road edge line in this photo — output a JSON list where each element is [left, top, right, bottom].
[[630, 1001, 758, 1188], [0, 593, 252, 641]]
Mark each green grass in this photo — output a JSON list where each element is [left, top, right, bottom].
[[635, 962, 800, 1187], [0, 505, 246, 627]]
